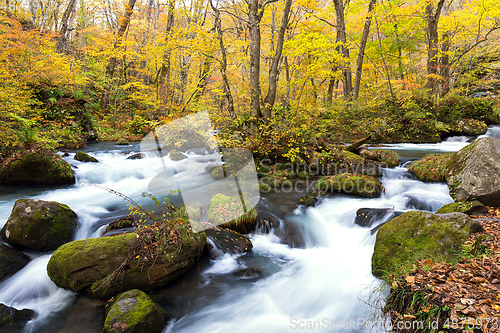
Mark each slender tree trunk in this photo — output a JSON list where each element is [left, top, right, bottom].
[[262, 0, 292, 119], [353, 0, 376, 100], [100, 0, 138, 110], [425, 0, 445, 95], [158, 0, 175, 113], [248, 0, 262, 119], [333, 0, 352, 100], [210, 0, 236, 119], [439, 31, 451, 96], [56, 0, 76, 51]]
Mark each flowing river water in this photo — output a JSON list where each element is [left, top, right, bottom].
[[0, 128, 497, 333]]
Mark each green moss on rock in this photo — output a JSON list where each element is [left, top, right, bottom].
[[1, 199, 78, 252], [0, 151, 75, 185], [47, 219, 206, 299], [315, 174, 383, 198], [74, 151, 98, 163], [0, 303, 34, 330], [372, 149, 399, 167], [207, 194, 258, 234], [104, 289, 170, 333], [372, 211, 478, 279], [436, 200, 487, 215], [407, 153, 451, 182], [169, 150, 187, 161], [116, 138, 129, 145]]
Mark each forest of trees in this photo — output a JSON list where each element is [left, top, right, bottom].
[[0, 0, 499, 160]]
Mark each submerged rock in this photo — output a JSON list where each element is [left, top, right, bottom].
[[233, 268, 263, 279], [0, 303, 35, 330], [315, 174, 383, 198], [1, 199, 78, 252], [74, 151, 98, 163], [0, 151, 75, 185], [47, 220, 206, 299], [446, 137, 500, 205], [436, 200, 488, 216], [126, 153, 145, 160], [205, 227, 252, 259], [104, 289, 170, 333], [0, 243, 31, 281], [372, 211, 482, 279]]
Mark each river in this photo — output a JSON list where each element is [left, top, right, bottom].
[[0, 128, 496, 333]]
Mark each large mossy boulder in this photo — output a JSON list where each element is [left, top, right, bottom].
[[372, 211, 481, 279], [47, 220, 206, 299], [205, 227, 253, 259], [0, 151, 75, 185], [169, 150, 187, 161], [74, 151, 98, 163], [0, 303, 34, 330], [371, 149, 399, 168], [315, 174, 383, 198], [207, 194, 258, 234], [104, 289, 170, 333], [450, 119, 488, 136], [436, 200, 488, 216], [1, 199, 78, 252], [446, 137, 500, 205], [407, 153, 451, 182], [309, 147, 381, 177], [0, 243, 31, 281]]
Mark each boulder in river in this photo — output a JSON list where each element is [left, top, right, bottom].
[[74, 151, 98, 163], [205, 227, 252, 259], [47, 220, 206, 299], [126, 153, 145, 160], [436, 200, 488, 216], [450, 119, 488, 136], [104, 289, 170, 333], [0, 151, 75, 185], [446, 137, 500, 205], [354, 208, 400, 228], [116, 138, 129, 145], [315, 174, 383, 198], [372, 211, 482, 279], [0, 242, 31, 281], [0, 303, 35, 331], [407, 153, 450, 183], [207, 194, 258, 234], [1, 199, 78, 252], [102, 215, 137, 236], [169, 150, 187, 161]]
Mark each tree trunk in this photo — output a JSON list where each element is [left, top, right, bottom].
[[158, 0, 175, 113], [262, 0, 292, 119], [56, 0, 76, 51], [333, 0, 352, 100], [353, 0, 376, 100], [425, 0, 445, 94], [439, 31, 451, 96], [210, 0, 236, 119], [248, 0, 262, 119], [100, 0, 138, 110]]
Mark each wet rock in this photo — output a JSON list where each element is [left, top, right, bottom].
[[1, 199, 78, 252], [104, 289, 170, 333], [274, 221, 305, 248], [126, 153, 145, 160], [233, 268, 263, 279], [74, 151, 98, 163], [372, 211, 482, 279], [207, 194, 258, 234], [205, 227, 253, 259], [47, 220, 206, 299], [0, 303, 34, 330], [446, 137, 500, 205], [103, 215, 137, 235], [355, 208, 396, 228], [169, 150, 187, 161], [0, 151, 75, 185], [315, 174, 383, 198], [0, 242, 31, 281], [297, 194, 318, 208], [404, 195, 434, 211], [116, 138, 129, 145], [436, 200, 488, 216]]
